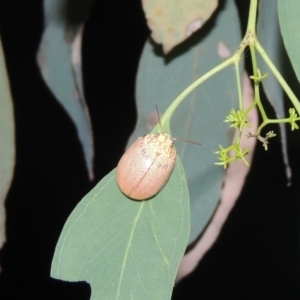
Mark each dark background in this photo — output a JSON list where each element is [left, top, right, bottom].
[[0, 0, 300, 299]]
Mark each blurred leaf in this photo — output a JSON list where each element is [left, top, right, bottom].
[[130, 0, 241, 244], [257, 0, 291, 182], [51, 157, 190, 299], [37, 0, 94, 179], [278, 0, 300, 83], [0, 36, 15, 257], [142, 0, 218, 53]]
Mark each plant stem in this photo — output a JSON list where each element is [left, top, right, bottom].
[[249, 45, 268, 124], [246, 0, 258, 33], [255, 40, 300, 115], [256, 117, 291, 134], [235, 61, 243, 110]]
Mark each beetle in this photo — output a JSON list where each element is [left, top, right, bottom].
[[116, 107, 202, 200], [116, 131, 177, 200]]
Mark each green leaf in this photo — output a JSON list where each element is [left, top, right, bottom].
[[142, 0, 218, 52], [0, 36, 15, 254], [37, 0, 94, 179], [278, 0, 300, 83], [51, 157, 190, 300], [257, 0, 291, 182], [130, 0, 241, 244]]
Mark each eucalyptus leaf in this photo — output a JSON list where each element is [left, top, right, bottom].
[[51, 157, 190, 299], [130, 0, 241, 244], [141, 0, 218, 52], [37, 0, 94, 179], [257, 0, 291, 182], [278, 0, 300, 83], [0, 36, 15, 257]]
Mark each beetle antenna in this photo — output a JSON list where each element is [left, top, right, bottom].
[[172, 137, 203, 146], [155, 104, 164, 133]]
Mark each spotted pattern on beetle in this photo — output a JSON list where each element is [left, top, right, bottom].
[[116, 133, 177, 200]]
